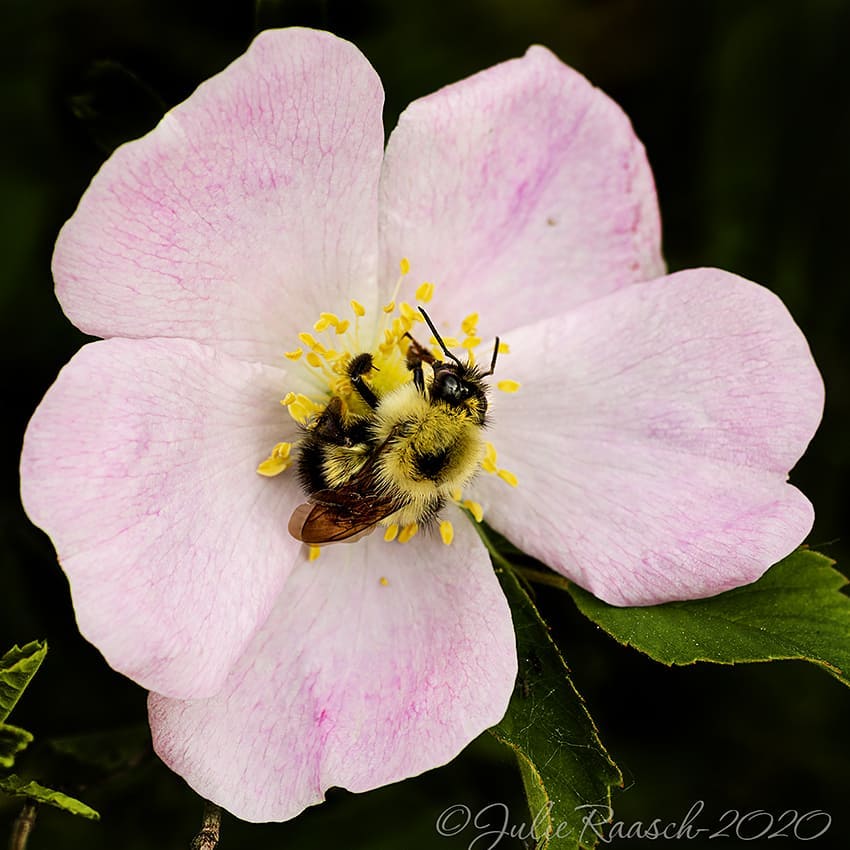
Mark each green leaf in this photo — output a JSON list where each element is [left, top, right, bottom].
[[0, 774, 100, 820], [486, 548, 622, 849], [0, 723, 33, 768], [0, 641, 47, 723], [568, 549, 850, 685], [48, 725, 151, 773]]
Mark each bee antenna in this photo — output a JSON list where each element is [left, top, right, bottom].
[[479, 336, 500, 378], [418, 307, 463, 367]]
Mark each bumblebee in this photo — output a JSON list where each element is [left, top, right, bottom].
[[288, 309, 499, 545]]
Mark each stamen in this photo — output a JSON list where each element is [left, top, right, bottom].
[[379, 576, 389, 586], [397, 522, 419, 543], [284, 348, 303, 361], [382, 301, 396, 313], [461, 313, 479, 336], [284, 393, 323, 424], [256, 442, 293, 477], [399, 257, 411, 276], [305, 351, 323, 368], [298, 331, 319, 348], [497, 341, 510, 354], [439, 520, 454, 545], [482, 441, 499, 474], [384, 524, 399, 542], [497, 469, 519, 487], [309, 546, 321, 562], [497, 379, 521, 393], [350, 300, 366, 317], [463, 500, 484, 523], [335, 319, 350, 335], [399, 302, 418, 322], [415, 281, 435, 303]]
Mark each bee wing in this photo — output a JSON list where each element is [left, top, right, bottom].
[[288, 484, 402, 545], [288, 444, 406, 545]]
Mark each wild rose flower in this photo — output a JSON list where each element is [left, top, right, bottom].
[[20, 28, 822, 821]]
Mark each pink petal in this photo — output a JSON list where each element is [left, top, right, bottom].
[[20, 338, 305, 698], [474, 269, 823, 605], [378, 45, 663, 329], [148, 518, 517, 822], [53, 29, 385, 364]]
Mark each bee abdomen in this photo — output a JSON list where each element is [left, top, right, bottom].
[[412, 448, 451, 481]]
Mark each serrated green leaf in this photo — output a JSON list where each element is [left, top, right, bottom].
[[0, 641, 47, 722], [0, 723, 34, 768], [488, 556, 621, 850], [0, 775, 100, 820], [568, 549, 850, 685]]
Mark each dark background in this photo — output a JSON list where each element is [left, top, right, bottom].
[[2, 0, 848, 847]]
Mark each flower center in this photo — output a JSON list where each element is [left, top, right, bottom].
[[258, 260, 520, 562]]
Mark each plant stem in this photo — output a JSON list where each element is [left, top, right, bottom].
[[190, 800, 222, 850], [8, 801, 37, 850]]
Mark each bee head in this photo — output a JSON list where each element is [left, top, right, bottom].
[[428, 360, 489, 425]]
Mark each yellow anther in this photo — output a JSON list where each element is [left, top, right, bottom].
[[399, 257, 411, 275], [309, 546, 321, 562], [379, 576, 389, 587], [320, 312, 340, 326], [399, 301, 418, 321], [497, 341, 510, 354], [322, 349, 339, 362], [313, 317, 332, 332], [287, 394, 322, 425], [461, 313, 479, 336], [383, 301, 396, 313], [335, 319, 350, 335], [351, 300, 366, 317], [397, 522, 419, 543], [461, 335, 482, 350], [439, 519, 454, 545], [281, 392, 296, 406], [498, 469, 519, 487], [463, 500, 484, 523], [306, 351, 323, 368], [284, 348, 303, 361], [484, 442, 498, 466], [384, 524, 399, 542], [435, 335, 459, 348], [497, 379, 521, 393], [450, 488, 463, 502], [256, 442, 293, 477], [415, 281, 435, 303], [298, 332, 319, 348]]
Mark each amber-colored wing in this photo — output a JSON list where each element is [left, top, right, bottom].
[[287, 451, 407, 545]]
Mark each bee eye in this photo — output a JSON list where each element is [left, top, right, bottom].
[[439, 373, 469, 402]]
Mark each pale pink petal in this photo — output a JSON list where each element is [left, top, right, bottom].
[[20, 338, 306, 698], [148, 517, 517, 822], [378, 44, 663, 330], [473, 269, 823, 605], [53, 29, 385, 364]]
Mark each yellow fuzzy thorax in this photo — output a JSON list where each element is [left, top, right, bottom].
[[257, 259, 521, 564]]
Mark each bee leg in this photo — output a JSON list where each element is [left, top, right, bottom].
[[404, 333, 437, 397], [347, 352, 379, 410]]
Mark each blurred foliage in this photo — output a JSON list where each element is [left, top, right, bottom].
[[2, 0, 848, 848]]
